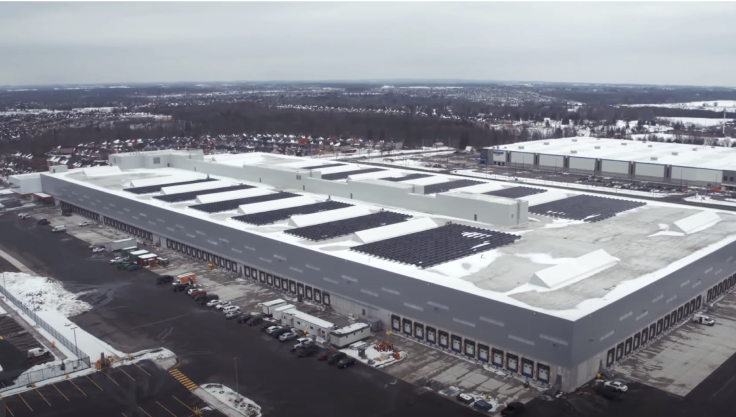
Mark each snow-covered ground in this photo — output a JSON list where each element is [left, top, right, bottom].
[[200, 383, 262, 417], [685, 194, 736, 208], [623, 100, 736, 112], [339, 339, 408, 369], [658, 117, 732, 127]]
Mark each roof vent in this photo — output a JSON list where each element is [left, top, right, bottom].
[[621, 142, 627, 146], [544, 142, 549, 145], [596, 137, 601, 140], [570, 150, 578, 154], [672, 152, 679, 155], [648, 144, 653, 147], [651, 156, 658, 161], [692, 148, 697, 151], [518, 146, 525, 149], [594, 146, 601, 149], [572, 139, 578, 142]]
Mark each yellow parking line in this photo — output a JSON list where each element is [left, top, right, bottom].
[[134, 363, 152, 376], [138, 406, 153, 417], [86, 375, 104, 391], [52, 383, 70, 401], [36, 388, 52, 406], [171, 395, 194, 412], [156, 401, 178, 417], [5, 404, 15, 417], [68, 379, 87, 396], [101, 371, 120, 386], [17, 393, 33, 411], [117, 367, 136, 381], [121, 413, 128, 417]]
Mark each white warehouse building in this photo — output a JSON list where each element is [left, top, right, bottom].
[[481, 137, 736, 189], [12, 149, 736, 392]]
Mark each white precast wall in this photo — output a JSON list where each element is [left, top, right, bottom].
[[671, 166, 722, 185], [569, 157, 596, 173], [539, 154, 564, 170], [600, 159, 630, 175], [8, 173, 42, 194], [492, 150, 507, 162], [510, 152, 534, 167], [634, 162, 666, 180], [434, 192, 528, 225]]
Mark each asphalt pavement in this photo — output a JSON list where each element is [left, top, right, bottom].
[[0, 214, 481, 417]]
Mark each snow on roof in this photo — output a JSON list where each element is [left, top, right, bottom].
[[331, 322, 369, 335], [673, 211, 721, 234], [160, 180, 229, 195], [493, 137, 736, 171], [530, 249, 619, 289], [288, 206, 371, 227], [130, 250, 148, 255], [284, 309, 335, 329], [129, 174, 205, 188], [82, 166, 121, 176], [138, 253, 158, 259], [354, 217, 437, 244], [195, 187, 273, 204], [237, 196, 315, 215], [262, 299, 285, 306], [274, 304, 295, 311]]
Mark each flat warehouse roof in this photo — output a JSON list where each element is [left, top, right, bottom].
[[491, 137, 736, 170], [46, 154, 736, 321]]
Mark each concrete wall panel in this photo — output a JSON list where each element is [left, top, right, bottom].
[[568, 157, 595, 172], [538, 154, 564, 169], [600, 159, 629, 175], [634, 163, 665, 180], [671, 166, 722, 185]]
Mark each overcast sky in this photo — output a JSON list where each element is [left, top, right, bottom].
[[1, 2, 735, 87]]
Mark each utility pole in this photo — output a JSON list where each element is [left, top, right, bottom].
[[233, 356, 239, 397]]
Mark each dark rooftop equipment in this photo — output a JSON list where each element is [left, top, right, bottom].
[[285, 211, 411, 241], [351, 223, 520, 269], [301, 163, 345, 170], [232, 200, 353, 225], [153, 184, 254, 203], [421, 179, 484, 195], [529, 194, 646, 222], [382, 173, 434, 182], [483, 186, 547, 199], [123, 178, 217, 195], [320, 168, 387, 181], [189, 191, 300, 214]]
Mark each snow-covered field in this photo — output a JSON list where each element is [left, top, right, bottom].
[[658, 117, 732, 127], [624, 100, 736, 112]]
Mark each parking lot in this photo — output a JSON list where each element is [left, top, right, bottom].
[[0, 208, 483, 417], [1, 360, 222, 417]]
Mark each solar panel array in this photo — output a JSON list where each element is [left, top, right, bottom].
[[421, 179, 484, 195], [528, 194, 646, 222], [153, 184, 254, 203], [483, 186, 547, 199], [382, 173, 434, 182], [351, 223, 520, 269], [123, 178, 217, 195], [320, 168, 387, 181], [232, 200, 353, 225], [189, 191, 300, 213], [301, 162, 345, 170], [285, 211, 411, 241]]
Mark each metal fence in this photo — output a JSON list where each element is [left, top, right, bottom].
[[0, 283, 86, 359], [0, 357, 91, 392]]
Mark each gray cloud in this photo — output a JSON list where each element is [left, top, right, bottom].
[[1, 2, 735, 86]]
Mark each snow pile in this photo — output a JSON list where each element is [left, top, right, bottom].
[[2, 272, 92, 316], [201, 383, 262, 417], [339, 340, 408, 369]]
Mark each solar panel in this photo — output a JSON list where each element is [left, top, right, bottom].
[[124, 178, 217, 195], [320, 168, 387, 181], [422, 179, 484, 194], [382, 173, 434, 182], [153, 184, 254, 203], [529, 194, 646, 222], [285, 211, 411, 241], [232, 200, 353, 225], [483, 186, 547, 199], [301, 163, 345, 170], [351, 223, 520, 269], [189, 191, 300, 213]]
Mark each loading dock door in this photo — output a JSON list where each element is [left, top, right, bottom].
[[439, 332, 448, 348], [521, 359, 534, 378], [427, 327, 436, 344], [492, 350, 503, 367], [538, 364, 550, 384], [403, 320, 412, 336], [415, 324, 424, 340], [507, 355, 518, 372], [479, 345, 489, 362], [392, 316, 401, 332], [451, 336, 461, 352], [465, 340, 475, 358]]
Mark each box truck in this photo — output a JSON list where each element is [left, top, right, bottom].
[[272, 304, 296, 321], [173, 272, 196, 285], [108, 238, 136, 252], [261, 299, 287, 316]]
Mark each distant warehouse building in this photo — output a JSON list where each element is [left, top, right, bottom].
[[9, 149, 736, 392], [481, 137, 736, 189]]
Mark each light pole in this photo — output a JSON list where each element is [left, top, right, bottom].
[[233, 356, 239, 397], [71, 327, 79, 357]]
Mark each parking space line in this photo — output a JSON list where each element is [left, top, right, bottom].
[[171, 395, 194, 412], [17, 393, 33, 411], [121, 413, 128, 417], [68, 379, 87, 396], [117, 367, 136, 381], [36, 388, 52, 406], [138, 406, 153, 417], [134, 363, 152, 376], [101, 371, 120, 386], [156, 401, 177, 417], [52, 383, 70, 401], [85, 375, 104, 391], [5, 404, 15, 417]]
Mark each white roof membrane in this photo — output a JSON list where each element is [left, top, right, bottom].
[[161, 180, 227, 195], [673, 211, 721, 234], [530, 249, 619, 289], [288, 206, 372, 227], [195, 188, 272, 204], [353, 217, 437, 244], [237, 196, 315, 215]]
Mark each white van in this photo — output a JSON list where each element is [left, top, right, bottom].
[[692, 314, 715, 326], [51, 225, 67, 233], [222, 305, 240, 314]]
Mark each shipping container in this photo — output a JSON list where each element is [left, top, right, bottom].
[[108, 238, 137, 252], [330, 323, 370, 348], [261, 299, 287, 315], [272, 304, 296, 320], [281, 309, 335, 342], [121, 246, 139, 258], [128, 250, 149, 262]]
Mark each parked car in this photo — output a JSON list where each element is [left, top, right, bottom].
[[28, 347, 51, 358], [246, 317, 264, 326], [92, 247, 105, 253], [596, 384, 623, 400], [190, 289, 206, 298], [207, 299, 225, 308], [37, 219, 50, 225], [17, 212, 28, 218], [327, 352, 347, 364], [215, 301, 233, 310], [156, 275, 174, 284], [198, 294, 218, 304], [296, 345, 320, 357], [604, 381, 628, 393], [79, 221, 90, 226], [692, 314, 716, 326], [222, 306, 240, 315], [456, 393, 475, 405], [172, 284, 187, 292], [186, 286, 203, 295], [279, 332, 298, 342], [473, 400, 493, 412], [128, 264, 142, 271], [337, 357, 356, 369], [110, 257, 124, 264], [317, 351, 332, 361], [265, 326, 284, 335], [51, 225, 66, 233], [500, 402, 525, 417], [271, 328, 291, 338], [193, 293, 209, 302], [225, 310, 243, 320]]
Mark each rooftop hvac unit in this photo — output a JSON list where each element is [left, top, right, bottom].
[[621, 142, 627, 146], [594, 146, 601, 149], [572, 139, 578, 142], [648, 144, 653, 147], [651, 157, 658, 161], [672, 152, 679, 155], [571, 150, 578, 154], [518, 146, 525, 149], [692, 148, 698, 151], [544, 142, 549, 145]]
